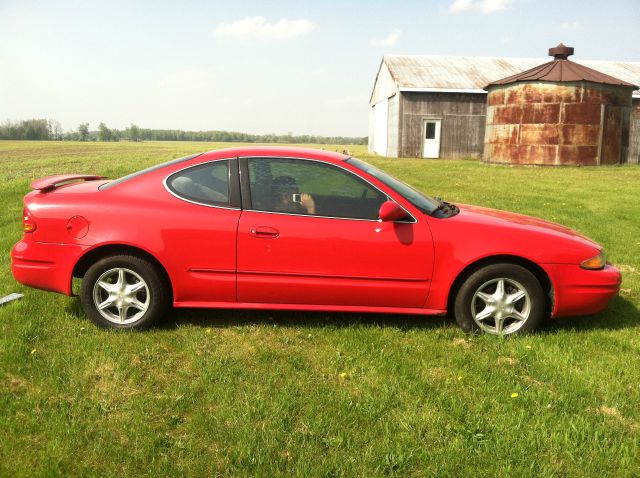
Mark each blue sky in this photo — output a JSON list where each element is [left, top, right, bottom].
[[1, 0, 638, 136]]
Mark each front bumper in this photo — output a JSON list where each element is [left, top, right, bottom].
[[11, 235, 88, 296], [547, 264, 621, 318]]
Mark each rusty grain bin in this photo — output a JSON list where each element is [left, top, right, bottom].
[[483, 44, 638, 166]]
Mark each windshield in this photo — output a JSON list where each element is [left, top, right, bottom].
[[345, 157, 440, 214]]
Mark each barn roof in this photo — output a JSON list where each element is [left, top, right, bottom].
[[376, 55, 640, 101]]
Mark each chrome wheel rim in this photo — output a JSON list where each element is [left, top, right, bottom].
[[471, 277, 531, 335], [92, 268, 150, 325]]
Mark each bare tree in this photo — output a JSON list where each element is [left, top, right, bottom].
[[50, 120, 63, 140], [78, 123, 90, 141]]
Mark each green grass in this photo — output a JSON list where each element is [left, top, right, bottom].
[[0, 140, 639, 477]]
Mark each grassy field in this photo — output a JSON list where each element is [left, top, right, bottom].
[[0, 140, 639, 477]]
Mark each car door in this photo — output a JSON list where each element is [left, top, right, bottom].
[[236, 156, 434, 308], [161, 157, 241, 304]]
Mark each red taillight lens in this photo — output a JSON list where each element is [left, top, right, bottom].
[[23, 208, 36, 233]]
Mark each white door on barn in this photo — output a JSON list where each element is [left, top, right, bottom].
[[423, 119, 441, 158]]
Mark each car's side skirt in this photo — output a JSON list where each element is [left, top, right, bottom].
[[172, 300, 446, 316]]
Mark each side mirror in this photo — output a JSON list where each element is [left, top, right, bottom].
[[378, 200, 407, 222]]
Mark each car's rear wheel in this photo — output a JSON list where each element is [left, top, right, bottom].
[[453, 263, 546, 336], [80, 255, 171, 329]]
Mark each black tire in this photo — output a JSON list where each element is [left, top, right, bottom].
[[80, 254, 171, 329], [453, 263, 546, 336]]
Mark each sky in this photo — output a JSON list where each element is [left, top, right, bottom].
[[1, 0, 639, 137]]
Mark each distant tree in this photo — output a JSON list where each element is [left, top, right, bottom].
[[50, 120, 63, 140], [126, 123, 141, 142], [98, 122, 111, 142], [1, 117, 368, 145], [21, 119, 50, 140], [78, 123, 90, 141]]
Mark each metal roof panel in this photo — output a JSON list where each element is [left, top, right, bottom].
[[382, 55, 640, 98]]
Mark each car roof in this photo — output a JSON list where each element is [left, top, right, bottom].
[[198, 146, 350, 164]]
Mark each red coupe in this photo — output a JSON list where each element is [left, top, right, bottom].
[[11, 147, 620, 335]]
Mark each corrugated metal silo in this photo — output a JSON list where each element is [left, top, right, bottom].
[[484, 44, 638, 165]]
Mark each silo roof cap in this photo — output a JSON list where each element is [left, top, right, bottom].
[[485, 44, 638, 89]]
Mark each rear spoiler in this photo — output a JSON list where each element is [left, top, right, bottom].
[[30, 174, 106, 193]]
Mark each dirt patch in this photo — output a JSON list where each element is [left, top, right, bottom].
[[617, 264, 637, 274], [497, 357, 519, 366], [599, 405, 620, 417], [421, 367, 449, 382], [598, 405, 639, 431], [451, 338, 472, 349], [6, 374, 27, 392]]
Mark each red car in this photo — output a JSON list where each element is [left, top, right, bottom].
[[11, 147, 620, 335]]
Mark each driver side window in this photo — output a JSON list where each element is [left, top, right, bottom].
[[247, 157, 387, 220]]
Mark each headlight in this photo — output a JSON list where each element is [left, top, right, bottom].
[[580, 251, 606, 270]]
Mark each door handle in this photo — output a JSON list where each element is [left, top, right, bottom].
[[250, 226, 280, 239]]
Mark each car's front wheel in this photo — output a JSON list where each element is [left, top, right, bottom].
[[80, 255, 171, 329], [454, 263, 546, 336]]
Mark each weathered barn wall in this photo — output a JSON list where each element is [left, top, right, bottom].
[[399, 92, 486, 158], [370, 99, 388, 156], [629, 99, 640, 165], [386, 93, 400, 157], [370, 63, 397, 107], [367, 107, 375, 154], [484, 82, 634, 165]]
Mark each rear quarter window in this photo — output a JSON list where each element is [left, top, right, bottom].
[[166, 160, 230, 206]]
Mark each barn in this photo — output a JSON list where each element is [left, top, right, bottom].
[[369, 53, 640, 163]]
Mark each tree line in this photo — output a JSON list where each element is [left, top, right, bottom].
[[0, 119, 367, 145]]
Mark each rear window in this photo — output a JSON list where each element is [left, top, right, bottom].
[[99, 153, 202, 190], [166, 160, 230, 206]]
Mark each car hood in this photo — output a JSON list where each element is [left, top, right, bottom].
[[456, 203, 600, 250]]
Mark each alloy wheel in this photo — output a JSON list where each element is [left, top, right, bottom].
[[471, 277, 531, 335], [92, 267, 150, 324]]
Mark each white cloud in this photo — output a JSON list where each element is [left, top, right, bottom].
[[448, 0, 511, 14], [560, 21, 584, 31], [215, 16, 315, 39], [449, 0, 473, 13], [480, 0, 510, 13], [370, 30, 401, 48]]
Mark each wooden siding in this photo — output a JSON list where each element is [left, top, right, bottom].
[[386, 93, 400, 157], [399, 92, 487, 158], [370, 62, 398, 106], [629, 99, 640, 165], [367, 107, 375, 154]]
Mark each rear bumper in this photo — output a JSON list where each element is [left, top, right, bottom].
[[11, 235, 88, 296], [548, 264, 621, 318]]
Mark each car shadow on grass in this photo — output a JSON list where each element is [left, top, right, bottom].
[[540, 295, 640, 334], [63, 298, 454, 330], [163, 308, 454, 331], [163, 296, 639, 333], [64, 295, 638, 333]]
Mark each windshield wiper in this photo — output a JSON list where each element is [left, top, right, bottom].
[[431, 199, 458, 217]]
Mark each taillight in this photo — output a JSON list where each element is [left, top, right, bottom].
[[23, 208, 36, 233]]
